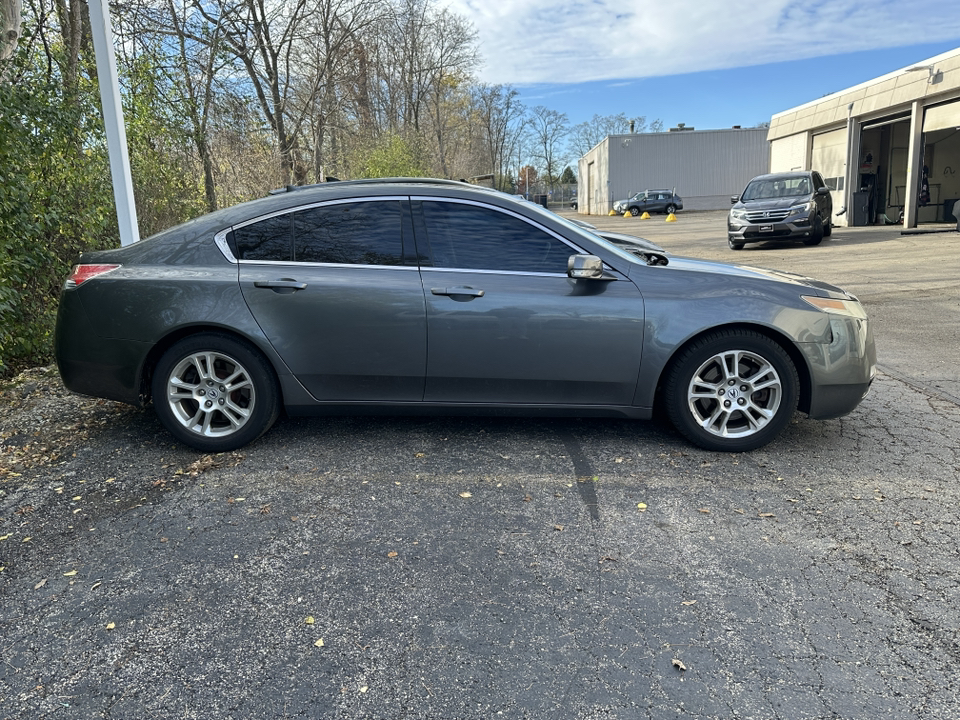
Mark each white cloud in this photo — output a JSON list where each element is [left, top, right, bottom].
[[443, 0, 960, 84]]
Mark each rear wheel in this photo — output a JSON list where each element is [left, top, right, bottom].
[[152, 333, 280, 452], [665, 204, 677, 214], [664, 330, 799, 452]]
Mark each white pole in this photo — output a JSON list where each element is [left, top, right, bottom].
[[87, 0, 140, 246]]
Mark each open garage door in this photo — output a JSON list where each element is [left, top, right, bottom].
[[812, 128, 847, 224], [922, 100, 960, 224]]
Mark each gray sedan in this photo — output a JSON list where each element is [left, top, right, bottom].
[[55, 179, 875, 453]]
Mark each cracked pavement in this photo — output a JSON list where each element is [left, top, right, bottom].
[[2, 216, 959, 719]]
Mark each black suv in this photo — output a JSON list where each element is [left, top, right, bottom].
[[728, 171, 833, 250]]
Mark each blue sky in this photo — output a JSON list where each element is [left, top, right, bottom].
[[444, 0, 960, 130]]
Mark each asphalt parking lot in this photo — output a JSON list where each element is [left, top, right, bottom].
[[2, 211, 959, 719]]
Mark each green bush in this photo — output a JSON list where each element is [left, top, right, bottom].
[[0, 75, 117, 375]]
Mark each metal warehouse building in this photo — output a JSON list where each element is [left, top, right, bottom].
[[576, 127, 769, 215], [768, 47, 960, 229]]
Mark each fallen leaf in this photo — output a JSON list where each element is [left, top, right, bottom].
[[636, 502, 647, 511], [34, 579, 47, 590], [681, 600, 697, 606], [553, 525, 564, 532], [105, 622, 115, 630], [0, 534, 9, 541], [314, 638, 324, 647], [387, 551, 398, 558], [459, 491, 472, 498], [91, 582, 102, 590], [672, 659, 687, 671], [72, 496, 82, 501], [22, 537, 32, 542], [305, 616, 315, 625], [698, 508, 710, 514], [63, 570, 77, 577], [414, 452, 425, 458], [359, 686, 368, 693], [913, 520, 923, 525]]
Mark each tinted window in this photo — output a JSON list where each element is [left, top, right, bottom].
[[422, 202, 571, 274], [294, 201, 403, 265], [233, 214, 292, 261]]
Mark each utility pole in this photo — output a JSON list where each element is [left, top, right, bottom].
[[88, 0, 140, 246]]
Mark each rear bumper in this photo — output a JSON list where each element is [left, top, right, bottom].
[[54, 290, 151, 406]]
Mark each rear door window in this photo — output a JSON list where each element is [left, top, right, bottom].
[[232, 214, 293, 262], [294, 201, 404, 266]]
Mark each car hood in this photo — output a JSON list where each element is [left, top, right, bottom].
[[652, 256, 854, 298], [734, 197, 811, 210]]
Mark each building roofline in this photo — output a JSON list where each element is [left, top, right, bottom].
[[772, 46, 960, 119]]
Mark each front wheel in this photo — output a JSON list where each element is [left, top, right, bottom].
[[629, 206, 640, 216], [664, 330, 799, 452], [823, 217, 832, 237], [728, 237, 745, 250], [803, 215, 824, 245], [152, 333, 280, 452]]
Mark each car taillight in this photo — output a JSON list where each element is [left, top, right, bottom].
[[66, 264, 121, 288]]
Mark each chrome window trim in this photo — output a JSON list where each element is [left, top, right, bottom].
[[238, 260, 419, 271], [215, 229, 237, 263], [230, 195, 408, 232], [420, 266, 568, 279]]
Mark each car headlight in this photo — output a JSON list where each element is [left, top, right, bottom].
[[730, 209, 748, 221], [801, 295, 867, 319], [789, 201, 814, 216]]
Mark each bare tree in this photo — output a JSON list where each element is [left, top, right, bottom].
[[473, 83, 524, 190], [529, 105, 568, 186]]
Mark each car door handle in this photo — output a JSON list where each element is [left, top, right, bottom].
[[254, 279, 308, 293], [431, 286, 485, 297]]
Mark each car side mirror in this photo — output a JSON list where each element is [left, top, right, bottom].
[[568, 254, 604, 279], [817, 187, 830, 196], [730, 195, 739, 204]]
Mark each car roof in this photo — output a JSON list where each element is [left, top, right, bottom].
[[748, 172, 813, 181]]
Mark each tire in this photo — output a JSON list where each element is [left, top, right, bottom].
[[152, 333, 280, 452], [728, 237, 745, 250], [629, 206, 640, 216], [665, 204, 677, 214], [803, 215, 824, 246], [823, 217, 832, 237], [664, 330, 799, 452]]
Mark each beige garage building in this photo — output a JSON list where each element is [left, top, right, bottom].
[[769, 47, 960, 229]]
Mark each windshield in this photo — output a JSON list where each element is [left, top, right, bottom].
[[741, 175, 812, 201]]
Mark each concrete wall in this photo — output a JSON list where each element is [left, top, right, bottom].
[[579, 128, 769, 214]]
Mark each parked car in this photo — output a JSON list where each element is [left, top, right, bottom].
[[728, 171, 833, 250], [56, 178, 875, 454], [613, 189, 683, 216]]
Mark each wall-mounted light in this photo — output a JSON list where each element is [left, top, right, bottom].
[[904, 64, 943, 84]]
